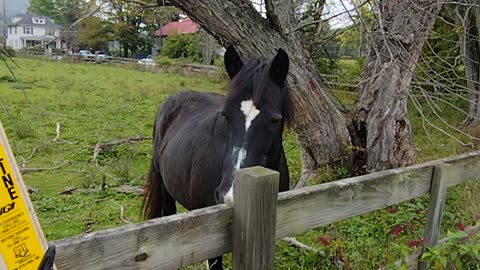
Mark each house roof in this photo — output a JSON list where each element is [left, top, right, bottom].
[[155, 18, 200, 37], [8, 13, 61, 29]]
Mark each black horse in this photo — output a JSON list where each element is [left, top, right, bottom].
[[143, 46, 292, 270]]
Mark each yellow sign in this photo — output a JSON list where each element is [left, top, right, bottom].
[[0, 121, 50, 270]]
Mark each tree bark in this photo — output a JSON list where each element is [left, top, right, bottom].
[[201, 29, 216, 65], [163, 0, 351, 180], [461, 3, 480, 127], [349, 0, 444, 173]]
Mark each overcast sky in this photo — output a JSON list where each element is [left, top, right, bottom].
[[5, 0, 28, 17]]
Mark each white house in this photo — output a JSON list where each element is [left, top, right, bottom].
[[6, 13, 65, 50]]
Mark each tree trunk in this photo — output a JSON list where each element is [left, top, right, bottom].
[[163, 0, 351, 182], [201, 29, 216, 65], [349, 0, 444, 173], [461, 4, 480, 127]]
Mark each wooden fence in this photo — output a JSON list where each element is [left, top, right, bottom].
[[52, 151, 480, 270]]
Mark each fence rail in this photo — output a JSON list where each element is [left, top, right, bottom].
[[51, 150, 480, 270]]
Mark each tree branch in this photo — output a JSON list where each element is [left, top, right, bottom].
[[265, 0, 297, 35], [20, 162, 69, 173], [93, 136, 152, 160]]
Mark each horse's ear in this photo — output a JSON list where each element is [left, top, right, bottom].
[[224, 45, 244, 79], [270, 48, 289, 86]]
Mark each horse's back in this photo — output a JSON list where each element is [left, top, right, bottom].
[[154, 90, 223, 139]]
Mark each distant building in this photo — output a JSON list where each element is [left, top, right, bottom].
[[154, 17, 200, 38], [152, 17, 200, 56], [6, 13, 66, 50]]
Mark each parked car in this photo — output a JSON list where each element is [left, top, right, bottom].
[[78, 50, 95, 61], [95, 51, 113, 62], [138, 55, 156, 66]]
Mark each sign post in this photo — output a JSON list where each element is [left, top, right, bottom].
[[0, 120, 55, 270]]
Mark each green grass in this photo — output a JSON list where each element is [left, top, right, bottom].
[[0, 57, 478, 269]]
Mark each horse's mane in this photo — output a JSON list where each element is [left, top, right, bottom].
[[225, 57, 294, 125]]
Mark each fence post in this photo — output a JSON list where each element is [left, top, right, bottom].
[[233, 166, 279, 270], [418, 164, 449, 270]]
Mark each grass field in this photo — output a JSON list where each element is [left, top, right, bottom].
[[0, 57, 478, 269]]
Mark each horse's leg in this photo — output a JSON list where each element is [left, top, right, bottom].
[[208, 256, 223, 270], [159, 177, 176, 216]]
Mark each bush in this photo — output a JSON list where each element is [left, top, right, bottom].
[[156, 56, 176, 67], [420, 230, 480, 269], [52, 48, 65, 55], [161, 32, 202, 62]]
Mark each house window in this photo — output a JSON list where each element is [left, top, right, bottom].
[[45, 28, 54, 35], [24, 27, 32, 35], [33, 18, 45, 24]]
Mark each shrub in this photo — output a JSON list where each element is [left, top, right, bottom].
[[156, 56, 175, 67], [420, 230, 480, 269], [161, 32, 202, 62], [52, 48, 65, 55]]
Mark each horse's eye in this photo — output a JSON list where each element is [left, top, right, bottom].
[[270, 114, 282, 125]]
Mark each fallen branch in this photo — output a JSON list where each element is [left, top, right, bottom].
[[59, 185, 144, 196], [20, 162, 69, 173], [282, 237, 325, 256], [113, 185, 144, 196], [53, 121, 61, 143], [120, 206, 132, 224], [58, 187, 77, 195], [93, 136, 152, 160], [20, 145, 42, 168]]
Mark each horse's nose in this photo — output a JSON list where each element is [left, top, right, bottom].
[[214, 189, 222, 203]]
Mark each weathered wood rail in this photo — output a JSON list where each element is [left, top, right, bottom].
[[52, 151, 480, 269]]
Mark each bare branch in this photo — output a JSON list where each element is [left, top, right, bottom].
[[93, 136, 152, 160], [20, 162, 70, 173], [282, 237, 325, 256]]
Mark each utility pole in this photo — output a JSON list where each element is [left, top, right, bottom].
[[3, 0, 6, 49]]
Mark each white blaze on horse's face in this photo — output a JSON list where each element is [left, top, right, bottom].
[[224, 99, 261, 207], [240, 99, 260, 132]]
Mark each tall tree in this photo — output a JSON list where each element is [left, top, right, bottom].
[[77, 16, 111, 50], [107, 0, 162, 57], [457, 1, 480, 128], [149, 0, 445, 179], [27, 0, 85, 26], [349, 0, 445, 173]]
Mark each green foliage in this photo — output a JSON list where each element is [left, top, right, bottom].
[[27, 0, 86, 26], [107, 1, 178, 57], [156, 56, 176, 66], [77, 14, 112, 50], [420, 230, 480, 269], [161, 33, 202, 62]]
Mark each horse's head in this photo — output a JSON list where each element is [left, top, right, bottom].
[[214, 46, 292, 206]]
